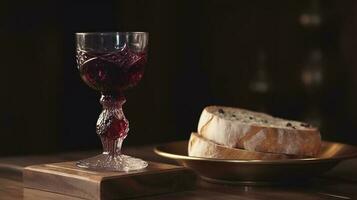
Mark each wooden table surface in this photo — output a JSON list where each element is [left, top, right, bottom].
[[1, 145, 357, 200]]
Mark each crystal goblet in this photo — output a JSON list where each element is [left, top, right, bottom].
[[75, 32, 148, 171]]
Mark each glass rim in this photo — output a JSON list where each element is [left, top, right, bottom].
[[75, 32, 148, 36]]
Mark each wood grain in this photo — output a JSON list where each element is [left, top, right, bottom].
[[0, 145, 356, 199], [23, 161, 196, 200], [24, 188, 83, 200]]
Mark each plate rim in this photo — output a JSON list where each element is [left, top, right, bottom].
[[154, 140, 357, 164]]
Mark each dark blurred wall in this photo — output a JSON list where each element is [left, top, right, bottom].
[[0, 0, 356, 156]]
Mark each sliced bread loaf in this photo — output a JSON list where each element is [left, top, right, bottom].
[[197, 106, 321, 157], [188, 132, 292, 160]]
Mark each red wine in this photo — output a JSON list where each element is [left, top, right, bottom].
[[77, 47, 147, 92], [97, 112, 129, 140], [77, 47, 146, 142]]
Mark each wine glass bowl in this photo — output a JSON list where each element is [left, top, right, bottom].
[[76, 32, 148, 92], [75, 32, 148, 171]]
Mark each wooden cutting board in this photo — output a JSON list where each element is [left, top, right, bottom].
[[23, 161, 196, 200]]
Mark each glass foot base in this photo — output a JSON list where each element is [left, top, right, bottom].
[[76, 154, 148, 172]]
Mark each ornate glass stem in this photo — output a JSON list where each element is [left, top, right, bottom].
[[97, 93, 128, 157], [76, 93, 148, 171]]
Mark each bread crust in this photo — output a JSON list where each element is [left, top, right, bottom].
[[188, 132, 292, 160], [197, 106, 321, 157]]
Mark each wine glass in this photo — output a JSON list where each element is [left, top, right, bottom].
[[75, 32, 149, 171]]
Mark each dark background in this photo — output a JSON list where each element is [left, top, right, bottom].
[[0, 0, 356, 156]]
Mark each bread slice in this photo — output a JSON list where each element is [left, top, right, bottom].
[[188, 132, 292, 160], [197, 106, 321, 157]]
